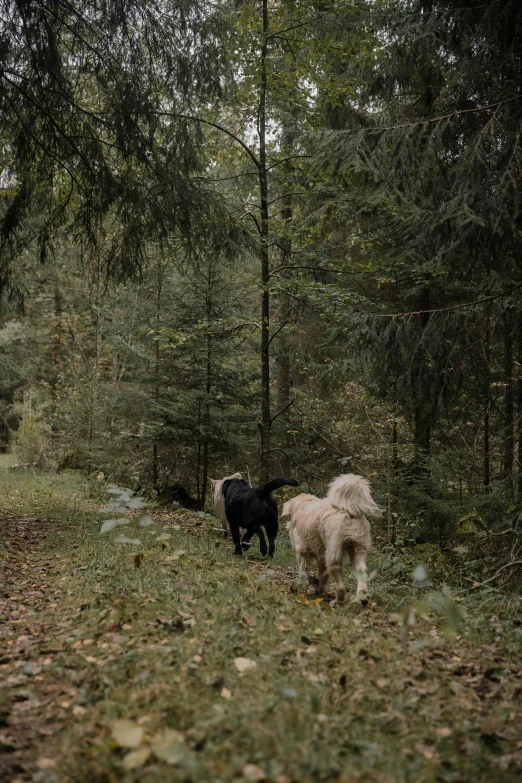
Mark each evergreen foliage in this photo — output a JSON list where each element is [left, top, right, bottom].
[[0, 0, 232, 300]]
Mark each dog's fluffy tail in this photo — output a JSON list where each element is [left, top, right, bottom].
[[326, 474, 381, 518], [259, 477, 299, 497]]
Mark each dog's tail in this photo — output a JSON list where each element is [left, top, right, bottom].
[[259, 477, 299, 497], [326, 474, 381, 518]]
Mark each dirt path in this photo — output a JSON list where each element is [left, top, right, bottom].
[[0, 514, 73, 782]]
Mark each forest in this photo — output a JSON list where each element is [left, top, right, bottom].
[[1, 1, 522, 782]]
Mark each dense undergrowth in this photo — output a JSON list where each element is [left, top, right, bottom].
[[1, 457, 521, 782]]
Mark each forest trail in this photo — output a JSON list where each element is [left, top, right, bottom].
[[1, 467, 522, 782]]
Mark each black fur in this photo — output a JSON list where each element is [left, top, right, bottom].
[[221, 477, 299, 558]]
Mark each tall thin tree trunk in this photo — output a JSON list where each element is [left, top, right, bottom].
[[196, 401, 201, 505], [258, 0, 271, 484], [200, 268, 213, 510], [503, 314, 514, 479], [484, 317, 491, 492], [414, 284, 431, 460], [388, 398, 398, 543], [88, 257, 102, 472], [484, 403, 490, 492], [152, 261, 163, 492], [275, 189, 292, 474], [517, 343, 522, 497], [51, 286, 62, 435]]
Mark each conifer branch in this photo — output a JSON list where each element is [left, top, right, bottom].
[[377, 284, 522, 319], [171, 113, 260, 169], [359, 95, 522, 134]]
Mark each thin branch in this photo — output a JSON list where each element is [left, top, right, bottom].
[[266, 15, 325, 42], [270, 398, 294, 425], [360, 95, 522, 134], [267, 319, 288, 346], [269, 447, 325, 484], [377, 283, 522, 319], [163, 112, 260, 169], [266, 154, 311, 171], [465, 560, 522, 589]]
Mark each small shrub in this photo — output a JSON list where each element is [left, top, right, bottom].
[[13, 416, 50, 467]]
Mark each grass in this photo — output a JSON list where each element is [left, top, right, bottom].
[[1, 455, 521, 783]]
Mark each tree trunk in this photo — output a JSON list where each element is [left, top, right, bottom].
[[518, 358, 522, 497], [258, 0, 271, 484], [413, 284, 431, 460], [275, 189, 292, 474], [484, 317, 491, 492], [200, 270, 213, 510], [51, 286, 62, 434], [152, 261, 163, 492], [503, 314, 514, 479]]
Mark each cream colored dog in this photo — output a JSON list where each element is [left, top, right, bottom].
[[282, 474, 380, 604], [209, 472, 242, 534]]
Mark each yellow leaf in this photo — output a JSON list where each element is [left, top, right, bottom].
[[111, 719, 144, 749], [122, 747, 151, 770]]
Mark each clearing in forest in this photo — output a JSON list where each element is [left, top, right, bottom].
[[0, 458, 521, 783]]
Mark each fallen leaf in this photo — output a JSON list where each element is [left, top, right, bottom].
[[111, 719, 144, 749], [436, 727, 452, 738], [241, 612, 256, 627], [234, 657, 257, 674], [242, 763, 266, 781], [150, 729, 187, 765], [122, 747, 151, 770], [36, 758, 56, 770]]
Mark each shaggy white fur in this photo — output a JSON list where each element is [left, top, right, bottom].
[[209, 472, 242, 533], [282, 474, 380, 604]]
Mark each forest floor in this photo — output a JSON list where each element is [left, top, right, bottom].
[[1, 457, 522, 783]]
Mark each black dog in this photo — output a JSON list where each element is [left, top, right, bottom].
[[220, 476, 299, 558]]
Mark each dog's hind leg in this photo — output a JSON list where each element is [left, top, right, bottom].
[[229, 522, 243, 556], [325, 531, 346, 602], [317, 555, 329, 595], [264, 519, 278, 559], [292, 531, 311, 578], [327, 562, 346, 603], [258, 527, 268, 557], [351, 544, 369, 605]]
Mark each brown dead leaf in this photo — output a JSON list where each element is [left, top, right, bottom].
[[436, 727, 452, 738], [241, 612, 256, 627], [36, 758, 56, 770]]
